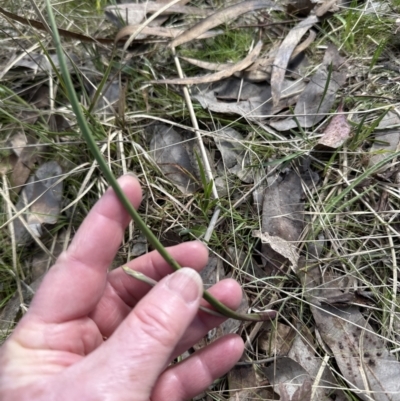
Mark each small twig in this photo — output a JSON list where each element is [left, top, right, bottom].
[[2, 176, 24, 306], [235, 356, 282, 366]]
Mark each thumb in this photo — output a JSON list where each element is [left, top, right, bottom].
[[71, 268, 203, 401]]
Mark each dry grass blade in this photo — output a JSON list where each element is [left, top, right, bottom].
[[152, 40, 262, 85], [271, 15, 319, 105], [170, 0, 282, 48], [115, 25, 222, 42], [180, 56, 232, 72], [3, 0, 400, 397]]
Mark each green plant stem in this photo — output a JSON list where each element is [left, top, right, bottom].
[[123, 266, 225, 318], [43, 0, 276, 322]]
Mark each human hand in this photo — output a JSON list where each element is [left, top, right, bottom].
[[0, 174, 244, 401]]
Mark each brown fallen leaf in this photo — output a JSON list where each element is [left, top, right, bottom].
[[152, 40, 262, 85], [257, 322, 296, 356], [147, 124, 199, 194], [228, 364, 273, 401], [270, 64, 346, 131], [10, 132, 42, 194], [298, 265, 400, 401], [264, 357, 312, 401], [88, 80, 122, 116], [368, 111, 400, 174], [279, 379, 312, 401], [271, 15, 319, 106], [115, 25, 222, 42], [287, 0, 315, 16], [242, 29, 316, 82], [257, 162, 319, 274], [13, 161, 63, 245], [315, 104, 351, 150], [214, 127, 258, 183], [226, 247, 265, 280], [170, 0, 283, 48], [315, 0, 342, 17], [182, 30, 316, 83], [253, 230, 300, 271], [193, 78, 305, 120], [288, 329, 348, 401]]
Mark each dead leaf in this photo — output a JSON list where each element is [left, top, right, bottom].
[[183, 30, 315, 83], [288, 328, 349, 401], [89, 80, 122, 116], [193, 78, 305, 120], [322, 43, 345, 70], [214, 127, 258, 183], [226, 246, 265, 279], [258, 163, 318, 274], [13, 161, 63, 245], [270, 65, 346, 131], [280, 379, 312, 401], [106, 2, 211, 38], [253, 230, 300, 271], [271, 15, 319, 106], [228, 364, 273, 401], [152, 40, 262, 85], [10, 133, 42, 193], [287, 0, 316, 16], [315, 105, 351, 150], [131, 232, 147, 257], [257, 322, 296, 356], [368, 111, 400, 174], [115, 25, 222, 42], [315, 0, 343, 17], [148, 124, 199, 194], [170, 0, 283, 48], [264, 357, 312, 400], [299, 265, 400, 401], [215, 127, 245, 169]]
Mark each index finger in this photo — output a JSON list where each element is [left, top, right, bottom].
[[29, 174, 142, 323]]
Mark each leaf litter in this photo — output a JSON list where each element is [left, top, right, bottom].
[[298, 263, 400, 401], [271, 15, 319, 106], [3, 0, 400, 400], [152, 40, 263, 85], [270, 44, 347, 131], [147, 124, 199, 194], [13, 161, 63, 245]]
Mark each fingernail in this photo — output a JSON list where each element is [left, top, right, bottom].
[[167, 268, 203, 304]]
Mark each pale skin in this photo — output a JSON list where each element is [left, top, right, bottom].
[[0, 175, 244, 401]]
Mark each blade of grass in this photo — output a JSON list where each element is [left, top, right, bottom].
[[42, 0, 275, 322]]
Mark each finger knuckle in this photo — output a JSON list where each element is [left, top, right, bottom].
[[134, 302, 177, 348]]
